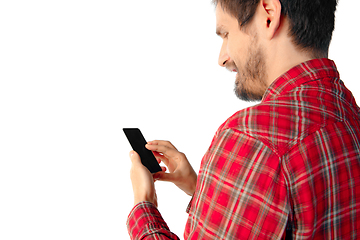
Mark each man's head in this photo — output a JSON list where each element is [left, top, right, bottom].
[[214, 0, 338, 101]]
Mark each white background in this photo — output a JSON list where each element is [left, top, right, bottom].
[[0, 1, 359, 239]]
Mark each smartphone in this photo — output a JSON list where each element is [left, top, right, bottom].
[[123, 128, 162, 173]]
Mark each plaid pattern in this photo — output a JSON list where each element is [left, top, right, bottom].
[[127, 202, 180, 239], [127, 58, 360, 239]]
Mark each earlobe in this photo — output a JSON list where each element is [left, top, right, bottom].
[[262, 0, 282, 39]]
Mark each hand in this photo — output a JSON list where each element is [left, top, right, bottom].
[[146, 140, 197, 196], [129, 151, 157, 207]]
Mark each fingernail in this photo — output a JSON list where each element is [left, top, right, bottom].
[[129, 151, 134, 157]]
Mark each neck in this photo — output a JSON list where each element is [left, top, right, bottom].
[[264, 19, 327, 88], [266, 47, 315, 88]]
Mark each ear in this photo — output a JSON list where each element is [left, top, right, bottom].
[[261, 0, 282, 39]]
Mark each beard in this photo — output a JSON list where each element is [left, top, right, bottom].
[[227, 39, 268, 102]]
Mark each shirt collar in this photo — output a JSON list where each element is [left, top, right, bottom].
[[262, 58, 339, 102]]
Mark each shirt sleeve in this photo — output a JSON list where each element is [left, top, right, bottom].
[[186, 196, 194, 214], [126, 201, 180, 240], [185, 128, 290, 239]]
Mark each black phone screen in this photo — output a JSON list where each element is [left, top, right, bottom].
[[123, 128, 162, 173]]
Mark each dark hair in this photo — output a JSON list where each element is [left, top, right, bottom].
[[213, 0, 338, 57]]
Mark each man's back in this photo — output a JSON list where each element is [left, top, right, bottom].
[[186, 58, 360, 239]]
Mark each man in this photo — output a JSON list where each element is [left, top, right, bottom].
[[127, 0, 360, 239]]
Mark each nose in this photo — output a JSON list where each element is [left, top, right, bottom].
[[218, 41, 230, 67]]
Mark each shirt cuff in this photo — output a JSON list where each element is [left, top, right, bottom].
[[126, 201, 172, 239]]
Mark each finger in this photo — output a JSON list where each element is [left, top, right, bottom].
[[153, 172, 176, 183], [153, 152, 170, 166], [152, 167, 166, 182], [129, 151, 151, 174], [146, 144, 179, 159], [153, 156, 167, 172], [147, 140, 178, 150], [154, 152, 165, 159]]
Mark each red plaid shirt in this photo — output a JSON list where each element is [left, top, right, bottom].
[[127, 58, 360, 239]]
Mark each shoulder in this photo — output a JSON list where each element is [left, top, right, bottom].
[[217, 99, 323, 156]]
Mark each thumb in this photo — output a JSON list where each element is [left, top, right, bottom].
[[129, 151, 141, 165], [153, 172, 176, 183]]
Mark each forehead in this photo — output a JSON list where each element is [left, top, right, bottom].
[[215, 4, 227, 24], [215, 4, 237, 28]]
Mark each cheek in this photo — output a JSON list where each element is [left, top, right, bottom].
[[228, 30, 253, 59], [228, 38, 245, 65], [229, 46, 243, 69]]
